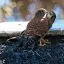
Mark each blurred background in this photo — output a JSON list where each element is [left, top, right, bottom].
[[0, 0, 64, 31]]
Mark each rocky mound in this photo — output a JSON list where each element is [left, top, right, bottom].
[[0, 35, 64, 64]]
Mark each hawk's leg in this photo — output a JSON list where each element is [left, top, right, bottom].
[[39, 38, 46, 46]]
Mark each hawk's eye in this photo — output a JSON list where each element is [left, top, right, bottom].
[[35, 10, 45, 17]]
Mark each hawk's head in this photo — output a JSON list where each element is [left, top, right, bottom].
[[35, 8, 56, 28], [25, 8, 56, 37]]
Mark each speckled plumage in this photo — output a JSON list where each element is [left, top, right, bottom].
[[25, 8, 56, 37]]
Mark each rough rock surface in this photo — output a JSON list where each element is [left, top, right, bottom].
[[0, 35, 64, 64]]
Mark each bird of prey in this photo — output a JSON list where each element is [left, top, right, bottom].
[[1, 8, 56, 46], [6, 8, 56, 46], [24, 8, 56, 46]]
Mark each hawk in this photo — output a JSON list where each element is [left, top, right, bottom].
[[4, 8, 56, 46], [24, 8, 56, 46]]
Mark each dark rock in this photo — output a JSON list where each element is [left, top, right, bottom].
[[0, 35, 64, 64]]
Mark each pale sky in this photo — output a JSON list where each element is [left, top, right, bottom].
[[0, 0, 10, 7], [0, 0, 64, 30], [51, 5, 64, 30]]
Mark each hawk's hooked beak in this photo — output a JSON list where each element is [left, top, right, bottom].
[[47, 11, 56, 20]]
